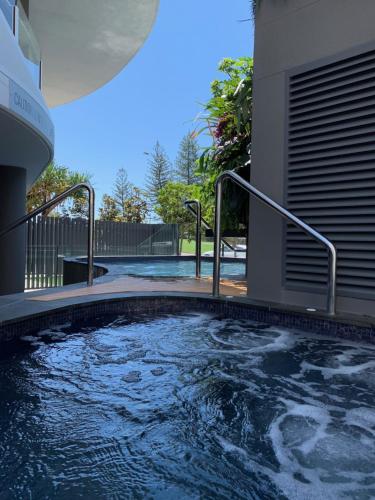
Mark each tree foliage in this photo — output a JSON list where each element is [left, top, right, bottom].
[[155, 182, 197, 224], [195, 57, 253, 231], [197, 57, 253, 177], [99, 169, 148, 223], [121, 187, 148, 223], [112, 168, 132, 219], [98, 194, 119, 221], [145, 141, 171, 205], [175, 132, 200, 185], [154, 181, 213, 243], [27, 161, 91, 217], [154, 182, 197, 242]]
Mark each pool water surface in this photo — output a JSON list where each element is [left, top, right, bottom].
[[0, 313, 374, 499], [100, 258, 246, 278]]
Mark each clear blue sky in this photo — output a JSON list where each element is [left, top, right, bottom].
[[50, 0, 254, 207]]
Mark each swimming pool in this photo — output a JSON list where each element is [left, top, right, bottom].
[[97, 257, 246, 278], [1, 312, 374, 498]]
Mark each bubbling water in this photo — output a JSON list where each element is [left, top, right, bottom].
[[0, 313, 374, 499]]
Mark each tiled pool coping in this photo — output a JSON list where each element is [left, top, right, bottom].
[[1, 294, 374, 345]]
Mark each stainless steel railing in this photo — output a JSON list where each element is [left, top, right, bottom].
[[184, 200, 237, 252], [0, 182, 95, 286], [184, 200, 202, 278], [212, 171, 337, 316], [184, 199, 246, 278]]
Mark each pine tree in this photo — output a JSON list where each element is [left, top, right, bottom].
[[113, 168, 132, 219], [175, 133, 199, 185], [145, 141, 171, 205]]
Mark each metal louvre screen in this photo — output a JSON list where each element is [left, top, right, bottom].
[[286, 48, 375, 298]]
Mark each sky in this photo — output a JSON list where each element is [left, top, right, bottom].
[[50, 0, 254, 208]]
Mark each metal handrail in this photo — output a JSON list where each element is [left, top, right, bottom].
[[184, 200, 237, 252], [184, 200, 201, 277], [0, 182, 95, 286], [212, 171, 337, 316], [184, 199, 245, 278]]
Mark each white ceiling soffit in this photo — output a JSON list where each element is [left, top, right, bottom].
[[29, 0, 159, 107]]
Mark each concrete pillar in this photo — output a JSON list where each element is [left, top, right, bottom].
[[0, 166, 26, 295]]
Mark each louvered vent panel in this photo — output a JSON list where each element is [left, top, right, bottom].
[[286, 49, 375, 298]]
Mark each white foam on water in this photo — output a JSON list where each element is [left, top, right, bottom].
[[301, 359, 375, 379], [269, 400, 327, 461], [215, 429, 353, 500], [345, 407, 375, 436], [50, 332, 68, 340], [182, 313, 214, 326], [217, 369, 261, 393], [208, 330, 238, 347], [207, 320, 296, 356], [252, 329, 296, 354], [248, 367, 269, 379], [214, 434, 248, 460], [20, 335, 38, 342], [266, 398, 375, 499], [36, 329, 55, 337]]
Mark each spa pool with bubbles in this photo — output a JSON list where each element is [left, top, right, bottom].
[[0, 312, 374, 499]]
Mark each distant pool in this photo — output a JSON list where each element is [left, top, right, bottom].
[[97, 258, 246, 278]]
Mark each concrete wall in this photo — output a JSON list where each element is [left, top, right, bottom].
[[248, 0, 375, 316], [0, 166, 26, 295]]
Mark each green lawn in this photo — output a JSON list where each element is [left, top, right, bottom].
[[181, 239, 214, 255]]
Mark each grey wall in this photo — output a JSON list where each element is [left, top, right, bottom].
[[0, 166, 26, 295], [248, 0, 375, 316], [63, 259, 107, 286]]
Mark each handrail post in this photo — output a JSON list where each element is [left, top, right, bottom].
[[87, 185, 95, 286], [196, 202, 201, 278], [327, 244, 337, 316], [212, 170, 337, 315], [213, 179, 223, 297], [184, 200, 241, 266], [184, 200, 201, 278]]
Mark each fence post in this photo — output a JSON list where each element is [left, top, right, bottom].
[[177, 226, 180, 256]]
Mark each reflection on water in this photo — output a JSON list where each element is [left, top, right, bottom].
[[0, 314, 374, 499]]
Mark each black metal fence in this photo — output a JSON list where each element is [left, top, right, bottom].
[[25, 217, 179, 289]]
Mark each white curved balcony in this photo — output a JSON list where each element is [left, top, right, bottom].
[[0, 4, 53, 187], [29, 0, 159, 107]]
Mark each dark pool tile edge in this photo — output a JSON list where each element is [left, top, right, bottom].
[[0, 294, 374, 345]]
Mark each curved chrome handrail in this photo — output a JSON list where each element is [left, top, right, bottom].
[[184, 200, 237, 252], [213, 171, 337, 316], [0, 182, 95, 286]]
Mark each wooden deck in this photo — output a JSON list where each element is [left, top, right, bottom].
[[30, 275, 247, 302]]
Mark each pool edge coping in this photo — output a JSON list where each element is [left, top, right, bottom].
[[1, 292, 374, 345]]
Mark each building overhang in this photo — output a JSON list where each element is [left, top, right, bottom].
[[29, 0, 159, 107]]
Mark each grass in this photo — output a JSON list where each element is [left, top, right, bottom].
[[181, 239, 214, 255]]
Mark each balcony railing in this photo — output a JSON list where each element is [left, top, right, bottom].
[[0, 0, 41, 89], [15, 1, 41, 89], [0, 0, 13, 29]]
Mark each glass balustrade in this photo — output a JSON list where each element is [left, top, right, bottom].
[[0, 0, 14, 30], [16, 0, 41, 88]]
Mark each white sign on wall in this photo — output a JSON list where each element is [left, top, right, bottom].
[[9, 79, 54, 145]]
